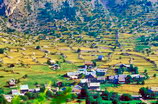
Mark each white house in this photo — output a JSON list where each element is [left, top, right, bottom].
[[20, 85, 29, 93], [67, 72, 79, 77], [88, 82, 100, 91], [3, 95, 12, 102], [80, 79, 88, 83], [12, 90, 20, 96]]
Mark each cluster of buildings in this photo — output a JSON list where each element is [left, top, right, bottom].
[[2, 63, 158, 102], [67, 63, 148, 94], [107, 74, 145, 84], [3, 84, 40, 102], [67, 68, 107, 93]]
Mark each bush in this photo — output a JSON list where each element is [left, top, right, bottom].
[[0, 48, 4, 54], [0, 95, 7, 104], [0, 88, 4, 94], [120, 94, 132, 101], [46, 90, 53, 98], [20, 95, 28, 101], [153, 74, 157, 77], [35, 46, 41, 49]]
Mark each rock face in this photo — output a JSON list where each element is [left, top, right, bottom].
[[0, 0, 5, 15], [5, 0, 22, 16], [0, 0, 157, 16], [0, 0, 20, 16], [0, 0, 68, 16], [0, 0, 157, 33]]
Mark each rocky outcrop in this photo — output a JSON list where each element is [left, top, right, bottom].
[[0, 0, 21, 16], [5, 0, 21, 16], [0, 0, 157, 33]]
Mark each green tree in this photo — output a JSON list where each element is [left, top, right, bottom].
[[125, 75, 133, 84], [51, 87, 72, 104], [78, 73, 85, 79], [120, 94, 133, 101], [144, 69, 147, 73], [11, 96, 20, 104], [101, 91, 111, 100], [111, 92, 119, 101], [139, 87, 148, 98], [77, 99, 82, 104], [112, 99, 120, 104], [153, 74, 157, 77], [77, 48, 81, 53], [40, 85, 46, 92], [25, 92, 38, 99], [19, 95, 28, 101], [35, 46, 41, 49], [47, 59, 52, 65], [80, 86, 88, 98], [116, 68, 123, 74], [96, 94, 103, 104], [129, 64, 134, 72], [141, 80, 145, 85], [0, 88, 4, 94], [92, 60, 97, 67], [133, 67, 139, 74], [46, 90, 54, 98], [60, 0, 76, 21], [0, 48, 4, 54], [0, 95, 7, 104], [86, 93, 94, 104]]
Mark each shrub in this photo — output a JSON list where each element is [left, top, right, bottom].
[[120, 94, 132, 101], [35, 46, 41, 49], [0, 48, 4, 54]]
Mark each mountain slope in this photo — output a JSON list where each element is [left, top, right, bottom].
[[0, 0, 157, 35]]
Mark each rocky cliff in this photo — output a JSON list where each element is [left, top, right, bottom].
[[0, 0, 157, 34], [1, 0, 157, 16]]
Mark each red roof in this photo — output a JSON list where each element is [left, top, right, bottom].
[[85, 61, 93, 65]]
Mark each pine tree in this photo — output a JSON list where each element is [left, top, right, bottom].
[[125, 75, 133, 84], [120, 94, 133, 101], [96, 94, 103, 104], [86, 93, 94, 104], [101, 90, 111, 100], [0, 95, 7, 104]]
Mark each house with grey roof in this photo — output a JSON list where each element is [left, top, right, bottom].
[[107, 74, 127, 84]]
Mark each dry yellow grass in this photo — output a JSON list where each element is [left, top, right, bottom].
[[0, 32, 158, 96], [107, 77, 158, 95]]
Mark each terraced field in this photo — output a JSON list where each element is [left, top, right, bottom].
[[0, 32, 158, 95]]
